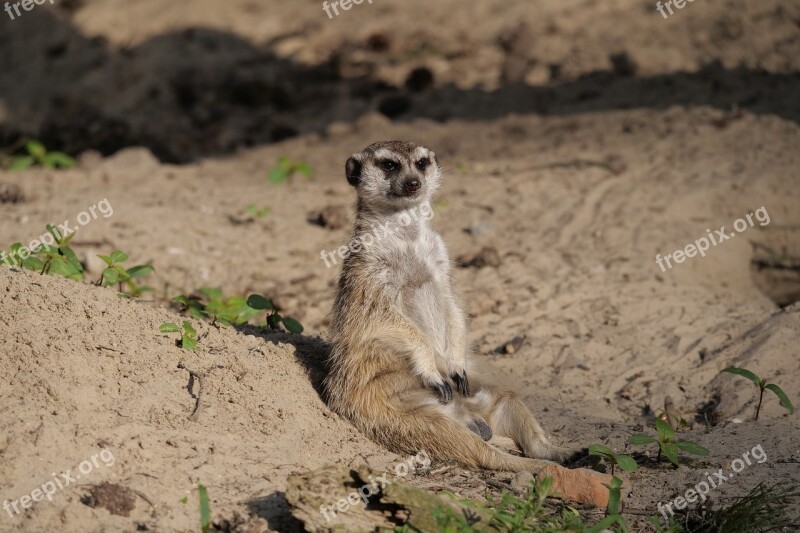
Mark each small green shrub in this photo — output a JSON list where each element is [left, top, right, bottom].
[[97, 250, 154, 297], [588, 444, 637, 475], [629, 419, 709, 466], [267, 156, 313, 184], [8, 139, 75, 170], [721, 367, 794, 420], [159, 321, 198, 350]]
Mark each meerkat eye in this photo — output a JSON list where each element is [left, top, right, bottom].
[[415, 157, 430, 171], [379, 159, 400, 172]]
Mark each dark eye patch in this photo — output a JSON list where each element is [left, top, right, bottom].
[[415, 157, 430, 171], [379, 159, 401, 172]]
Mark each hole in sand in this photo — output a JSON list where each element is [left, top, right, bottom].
[[749, 227, 800, 308]]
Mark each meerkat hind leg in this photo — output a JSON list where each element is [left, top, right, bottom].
[[488, 392, 574, 462], [400, 403, 553, 472]]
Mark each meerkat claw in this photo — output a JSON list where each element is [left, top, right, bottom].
[[451, 372, 471, 396], [434, 381, 453, 403], [467, 418, 493, 441]]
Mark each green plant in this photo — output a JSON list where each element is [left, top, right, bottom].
[[159, 321, 198, 350], [587, 476, 627, 533], [267, 156, 313, 184], [171, 290, 304, 333], [246, 294, 303, 334], [648, 482, 800, 532], [629, 419, 709, 466], [244, 205, 270, 218], [424, 477, 610, 532], [198, 484, 212, 533], [587, 444, 637, 475], [3, 225, 84, 280], [9, 139, 76, 170], [173, 294, 209, 321], [721, 367, 795, 420], [173, 289, 260, 327], [96, 250, 154, 297]]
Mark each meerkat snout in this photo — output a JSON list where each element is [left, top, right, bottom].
[[345, 140, 440, 210]]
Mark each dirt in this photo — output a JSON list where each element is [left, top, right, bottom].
[[1, 0, 799, 532]]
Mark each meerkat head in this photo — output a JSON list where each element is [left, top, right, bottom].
[[345, 141, 441, 211]]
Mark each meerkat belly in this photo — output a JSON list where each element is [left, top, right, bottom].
[[397, 247, 450, 355]]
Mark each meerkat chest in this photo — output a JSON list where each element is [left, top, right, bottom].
[[392, 228, 449, 288], [386, 229, 451, 344]]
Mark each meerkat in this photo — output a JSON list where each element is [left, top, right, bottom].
[[325, 141, 575, 472]]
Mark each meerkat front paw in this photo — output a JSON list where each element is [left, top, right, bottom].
[[451, 371, 471, 396], [432, 380, 453, 403]]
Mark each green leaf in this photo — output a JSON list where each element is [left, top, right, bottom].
[[721, 367, 762, 386], [675, 440, 710, 456], [182, 321, 197, 338], [661, 442, 680, 466], [628, 434, 657, 445], [587, 514, 622, 533], [655, 418, 676, 442], [47, 256, 82, 280], [110, 250, 129, 264], [295, 162, 313, 177], [159, 323, 181, 333], [588, 444, 614, 460], [60, 246, 83, 274], [614, 453, 638, 472], [21, 256, 44, 271], [268, 166, 289, 184], [102, 267, 120, 285], [246, 294, 273, 310], [198, 484, 211, 533], [282, 316, 304, 334], [764, 383, 795, 415], [10, 156, 35, 170], [199, 287, 223, 302], [181, 335, 197, 351], [97, 254, 114, 266], [26, 140, 46, 159], [43, 151, 76, 169], [60, 232, 76, 246], [127, 264, 154, 278], [607, 476, 623, 515], [46, 224, 62, 244]]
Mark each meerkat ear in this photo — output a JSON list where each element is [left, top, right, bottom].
[[345, 156, 362, 187]]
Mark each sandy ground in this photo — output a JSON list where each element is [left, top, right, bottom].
[[1, 0, 799, 532]]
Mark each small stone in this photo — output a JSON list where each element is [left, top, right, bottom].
[[0, 183, 24, 204], [457, 247, 501, 268], [309, 205, 350, 230]]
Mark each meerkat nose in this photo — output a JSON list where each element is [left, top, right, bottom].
[[403, 178, 421, 193]]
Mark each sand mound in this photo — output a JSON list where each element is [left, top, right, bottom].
[[0, 266, 394, 532]]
